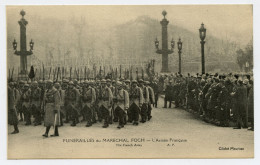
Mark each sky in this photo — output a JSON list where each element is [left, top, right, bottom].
[[6, 5, 253, 45]]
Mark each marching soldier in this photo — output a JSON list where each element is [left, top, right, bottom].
[[21, 83, 31, 125], [81, 80, 96, 127], [107, 79, 117, 122], [139, 79, 149, 123], [30, 81, 42, 126], [98, 79, 113, 128], [164, 80, 173, 108], [42, 80, 61, 137], [128, 80, 143, 125], [92, 81, 102, 122], [8, 82, 19, 134], [65, 81, 80, 126], [145, 81, 155, 121], [114, 81, 129, 129]]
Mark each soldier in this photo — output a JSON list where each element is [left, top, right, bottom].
[[92, 80, 102, 122], [129, 80, 143, 125], [138, 79, 149, 123], [114, 81, 129, 129], [17, 80, 25, 122], [58, 79, 68, 126], [247, 80, 254, 131], [124, 79, 131, 92], [145, 81, 155, 121], [21, 83, 31, 125], [81, 80, 96, 127], [107, 79, 117, 122], [42, 80, 61, 137], [164, 80, 173, 108], [30, 81, 42, 126], [98, 79, 113, 128], [8, 82, 19, 134], [151, 79, 159, 108], [231, 78, 248, 129], [65, 81, 80, 126]]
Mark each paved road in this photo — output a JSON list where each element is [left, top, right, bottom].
[[8, 97, 254, 159]]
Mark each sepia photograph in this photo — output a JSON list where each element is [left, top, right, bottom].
[[5, 5, 254, 159]]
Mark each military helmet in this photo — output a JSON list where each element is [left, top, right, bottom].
[[24, 83, 29, 87], [106, 79, 111, 82], [101, 79, 107, 84], [68, 81, 74, 85], [46, 80, 53, 84], [132, 80, 137, 83], [138, 79, 144, 83], [84, 80, 89, 84], [125, 79, 130, 83]]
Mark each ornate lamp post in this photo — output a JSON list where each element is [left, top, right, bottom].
[[12, 10, 34, 76], [199, 23, 206, 74], [177, 38, 182, 74], [155, 10, 174, 73]]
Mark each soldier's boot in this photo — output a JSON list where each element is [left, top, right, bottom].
[[50, 126, 59, 137], [133, 121, 139, 126], [168, 102, 172, 108], [71, 119, 77, 127], [42, 126, 51, 137], [163, 100, 167, 108], [102, 117, 109, 128], [11, 124, 19, 134], [19, 113, 24, 122]]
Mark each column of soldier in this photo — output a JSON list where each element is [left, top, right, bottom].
[[8, 75, 156, 137], [161, 72, 254, 131]]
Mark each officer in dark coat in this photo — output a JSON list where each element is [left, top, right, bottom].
[[164, 80, 173, 108], [8, 82, 19, 134]]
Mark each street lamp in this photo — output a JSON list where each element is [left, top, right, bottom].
[[29, 39, 34, 51], [199, 23, 206, 74], [155, 37, 159, 50], [12, 39, 17, 50], [177, 38, 182, 74]]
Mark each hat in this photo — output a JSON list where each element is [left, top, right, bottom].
[[125, 79, 130, 83], [84, 80, 89, 84], [243, 79, 249, 85], [106, 79, 111, 82], [32, 81, 38, 85], [63, 79, 69, 83], [138, 79, 144, 83], [132, 80, 137, 83]]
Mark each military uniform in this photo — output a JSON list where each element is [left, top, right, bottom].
[[8, 83, 19, 134], [42, 80, 61, 137], [21, 84, 31, 125], [146, 81, 155, 121], [114, 81, 129, 129], [81, 81, 96, 127], [30, 81, 42, 126], [129, 80, 143, 125], [65, 81, 80, 126], [139, 80, 149, 123], [98, 79, 113, 128]]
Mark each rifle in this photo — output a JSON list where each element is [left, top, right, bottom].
[[136, 68, 138, 81], [69, 67, 72, 81], [48, 67, 52, 80], [43, 64, 45, 81], [119, 65, 122, 79], [56, 67, 60, 82], [142, 68, 144, 80]]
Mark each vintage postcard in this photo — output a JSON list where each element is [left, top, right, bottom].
[[6, 5, 253, 159]]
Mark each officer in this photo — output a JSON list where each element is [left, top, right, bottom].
[[114, 81, 129, 129], [128, 80, 143, 125], [98, 79, 113, 128], [21, 83, 31, 125], [81, 80, 96, 127], [8, 82, 19, 134], [30, 81, 42, 126], [138, 79, 149, 123], [145, 81, 155, 121], [42, 80, 61, 137]]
